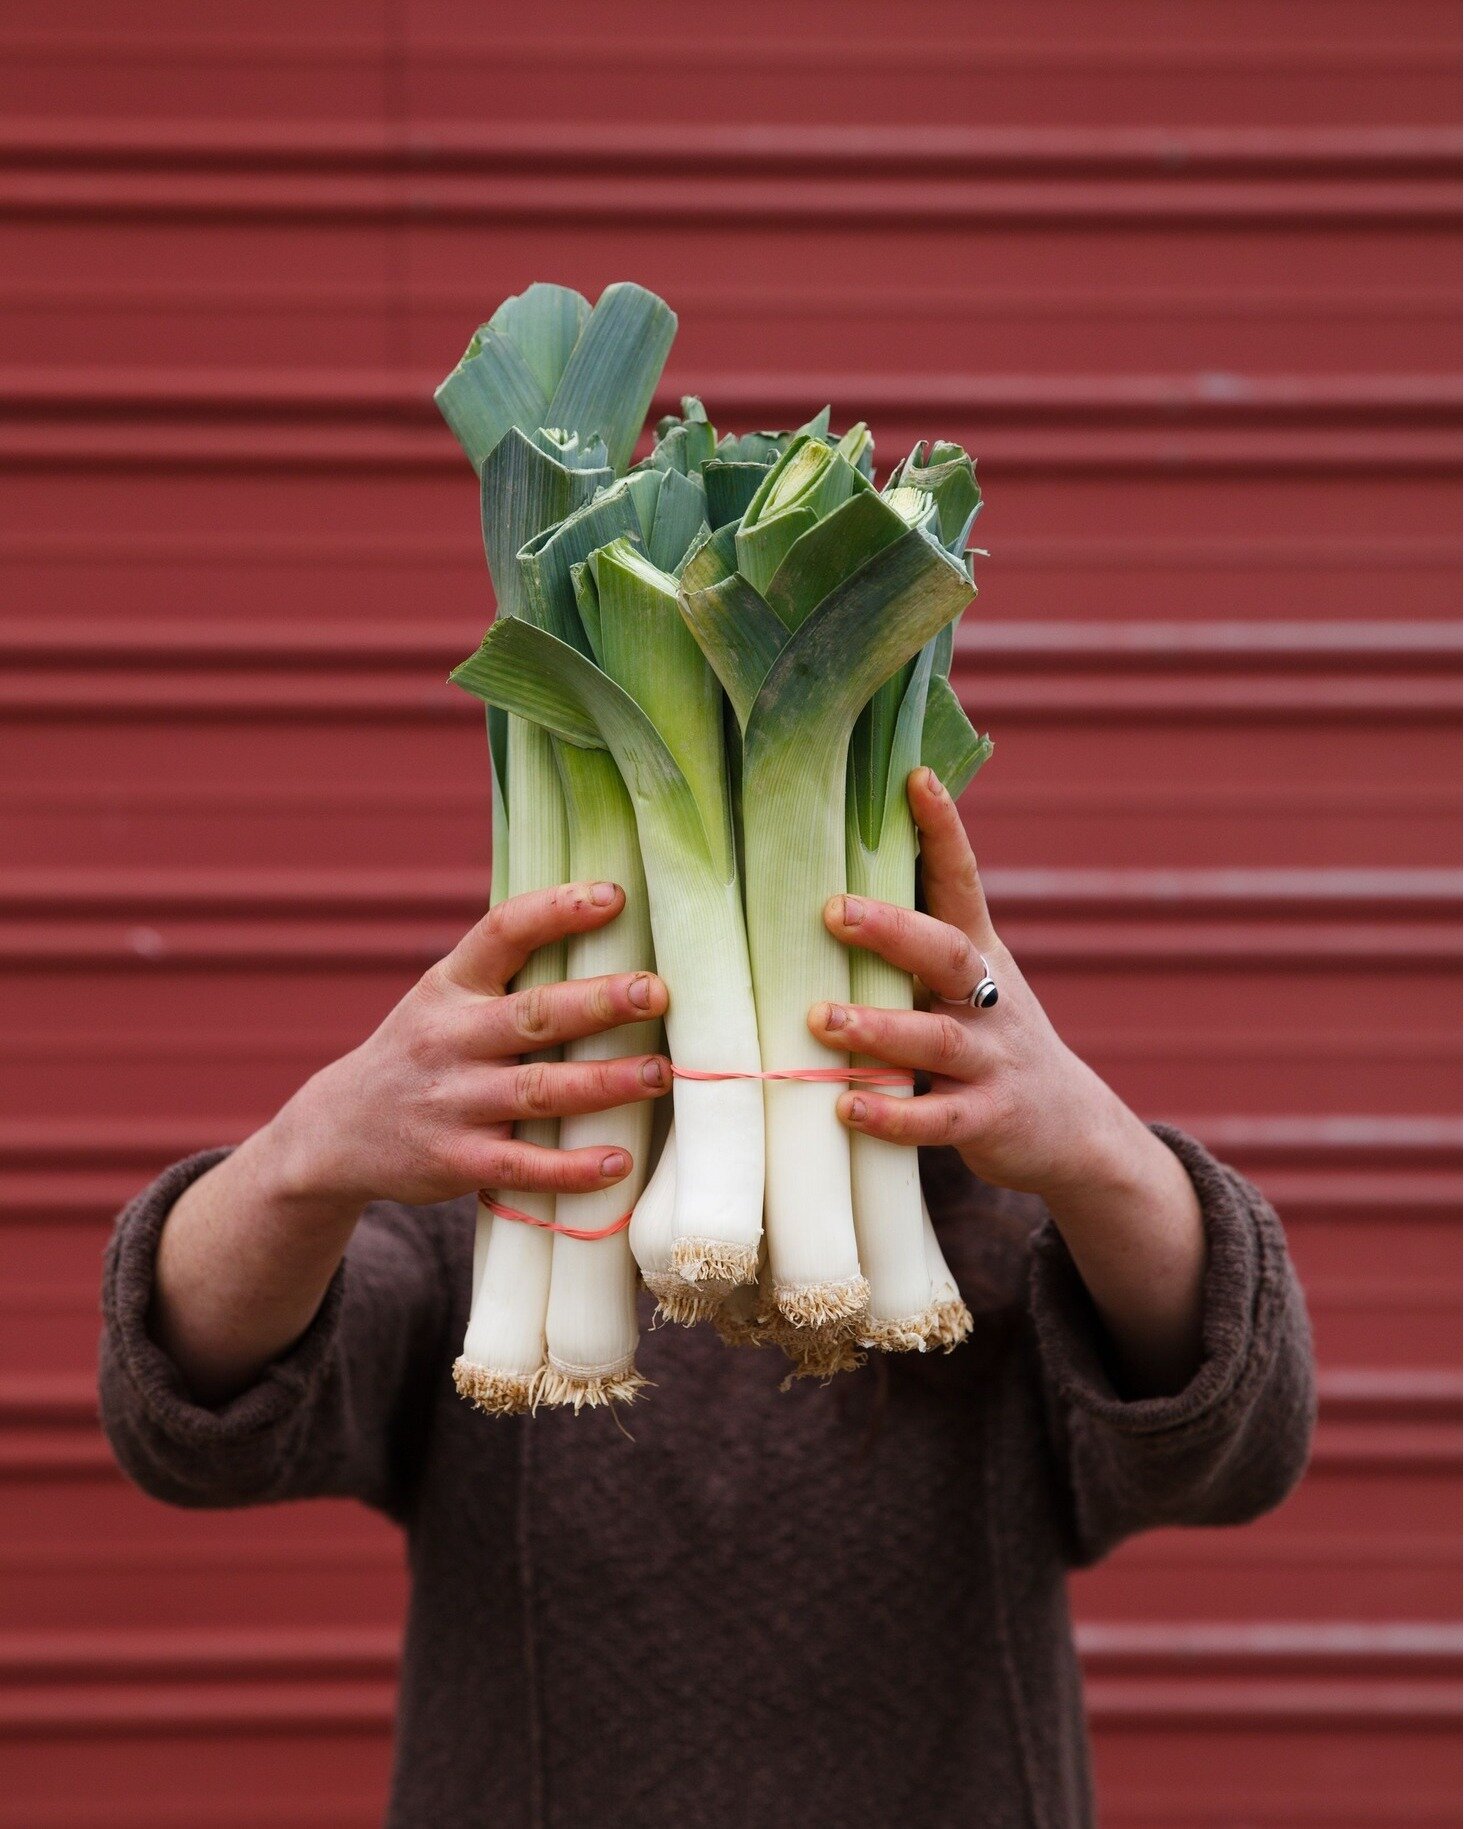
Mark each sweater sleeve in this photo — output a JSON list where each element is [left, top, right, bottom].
[[98, 1149, 457, 1523], [1029, 1124, 1316, 1568]]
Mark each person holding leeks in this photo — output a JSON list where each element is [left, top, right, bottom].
[[99, 285, 1314, 1829]]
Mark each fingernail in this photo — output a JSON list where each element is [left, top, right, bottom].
[[924, 767, 946, 798], [640, 1057, 666, 1088], [601, 1151, 629, 1178], [590, 881, 617, 906], [841, 896, 864, 926], [845, 1096, 867, 1123], [821, 1002, 848, 1032], [627, 973, 653, 1009]]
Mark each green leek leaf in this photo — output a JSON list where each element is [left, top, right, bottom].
[[479, 428, 610, 624], [437, 281, 676, 478], [545, 283, 678, 474], [921, 677, 993, 800], [889, 439, 983, 554], [589, 539, 734, 878], [436, 329, 551, 473], [489, 283, 589, 399], [678, 523, 739, 593], [677, 571, 786, 729], [735, 435, 868, 598], [704, 461, 772, 529], [744, 528, 972, 774], [762, 489, 908, 632], [452, 618, 728, 879], [519, 487, 644, 657]]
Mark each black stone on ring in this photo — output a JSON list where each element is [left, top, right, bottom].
[[940, 952, 998, 1011]]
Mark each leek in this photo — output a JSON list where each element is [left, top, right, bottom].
[[520, 491, 663, 1406], [844, 445, 989, 1347], [439, 283, 677, 1412], [922, 1194, 974, 1349], [626, 1119, 678, 1309], [452, 530, 767, 1304], [679, 433, 975, 1340]]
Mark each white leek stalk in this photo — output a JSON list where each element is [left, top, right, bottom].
[[627, 1121, 684, 1313], [457, 721, 568, 1410], [846, 689, 936, 1346], [542, 743, 658, 1407], [922, 1195, 974, 1349]]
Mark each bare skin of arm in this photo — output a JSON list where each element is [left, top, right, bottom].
[[153, 881, 671, 1404], [814, 768, 1207, 1397]]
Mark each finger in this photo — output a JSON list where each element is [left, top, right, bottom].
[[440, 881, 627, 995], [472, 971, 668, 1055], [470, 1055, 670, 1123], [476, 1139, 637, 1195], [836, 1089, 971, 1148], [824, 895, 988, 1005], [809, 1001, 983, 1080], [907, 767, 997, 946]]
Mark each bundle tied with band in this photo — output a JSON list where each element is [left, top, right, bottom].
[[438, 282, 993, 1416]]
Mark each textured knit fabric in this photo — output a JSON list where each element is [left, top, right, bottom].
[[99, 1125, 1314, 1829]]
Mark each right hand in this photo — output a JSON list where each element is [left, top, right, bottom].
[[267, 880, 671, 1211]]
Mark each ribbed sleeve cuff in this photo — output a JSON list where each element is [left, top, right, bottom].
[[100, 1148, 347, 1447], [1028, 1123, 1288, 1436]]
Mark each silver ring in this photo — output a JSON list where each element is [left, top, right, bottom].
[[938, 952, 998, 1010]]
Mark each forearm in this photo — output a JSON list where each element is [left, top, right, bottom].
[[1038, 1084, 1206, 1398], [143, 885, 675, 1408], [152, 1091, 362, 1406]]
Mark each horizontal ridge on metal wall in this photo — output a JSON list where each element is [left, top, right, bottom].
[[0, 118, 1458, 173], [1, 171, 1457, 228], [5, 367, 1458, 418]]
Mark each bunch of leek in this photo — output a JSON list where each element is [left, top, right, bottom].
[[440, 280, 988, 1411]]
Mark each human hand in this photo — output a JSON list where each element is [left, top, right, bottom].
[[811, 768, 1155, 1203], [268, 881, 670, 1213]]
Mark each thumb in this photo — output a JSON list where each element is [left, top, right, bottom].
[[908, 767, 997, 947]]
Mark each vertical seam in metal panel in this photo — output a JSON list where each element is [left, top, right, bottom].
[[516, 1421, 548, 1829], [381, 0, 412, 382]]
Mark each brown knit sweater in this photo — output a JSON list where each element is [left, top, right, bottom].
[[99, 1126, 1314, 1829]]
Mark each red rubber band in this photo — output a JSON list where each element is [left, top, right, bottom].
[[670, 1064, 914, 1087], [480, 1196, 633, 1242], [484, 1064, 910, 1240]]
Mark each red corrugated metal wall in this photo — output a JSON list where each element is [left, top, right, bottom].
[[1, 4, 1459, 1823]]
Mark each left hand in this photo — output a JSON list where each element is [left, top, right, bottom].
[[814, 765, 1208, 1394], [811, 766, 1155, 1204]]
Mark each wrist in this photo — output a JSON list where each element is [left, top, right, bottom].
[[1027, 1074, 1168, 1214], [1039, 1115, 1197, 1257], [250, 1063, 370, 1223]]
